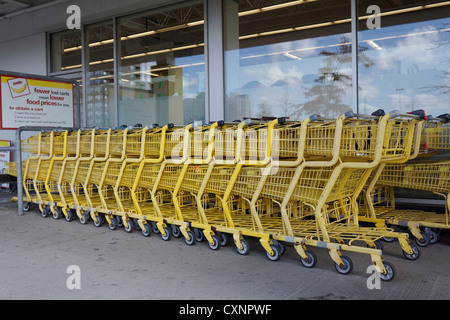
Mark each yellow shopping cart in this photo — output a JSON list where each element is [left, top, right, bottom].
[[360, 110, 449, 246]]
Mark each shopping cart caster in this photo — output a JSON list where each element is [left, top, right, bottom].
[[236, 239, 250, 255], [334, 256, 353, 275], [79, 211, 90, 224], [194, 228, 204, 242], [93, 215, 103, 227], [161, 227, 171, 241], [415, 232, 430, 247], [266, 245, 281, 261], [123, 220, 133, 233], [41, 206, 51, 218], [52, 207, 62, 220], [151, 222, 160, 234], [184, 230, 196, 246], [402, 243, 420, 260], [116, 216, 123, 228], [64, 209, 74, 222], [277, 242, 285, 256], [300, 250, 317, 268], [426, 228, 440, 244], [108, 217, 118, 231], [378, 261, 396, 282], [132, 218, 141, 231], [141, 223, 151, 237], [220, 233, 230, 247], [171, 225, 181, 238], [208, 235, 221, 251], [23, 202, 31, 212]]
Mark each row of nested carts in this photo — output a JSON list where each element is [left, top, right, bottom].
[[5, 109, 450, 281]]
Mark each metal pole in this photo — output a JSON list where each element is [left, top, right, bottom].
[[351, 0, 359, 114], [15, 126, 77, 216], [16, 128, 23, 216]]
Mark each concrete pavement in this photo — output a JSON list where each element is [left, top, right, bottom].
[[0, 195, 449, 300]]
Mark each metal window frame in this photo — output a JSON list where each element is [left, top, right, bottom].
[[205, 0, 225, 123], [46, 0, 362, 126], [351, 0, 359, 114]]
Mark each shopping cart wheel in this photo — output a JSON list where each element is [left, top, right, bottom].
[[93, 215, 103, 227], [124, 220, 133, 233], [184, 230, 196, 246], [427, 229, 440, 244], [141, 223, 151, 237], [52, 207, 62, 220], [41, 206, 50, 218], [402, 243, 420, 261], [194, 228, 204, 242], [161, 227, 172, 241], [414, 232, 430, 247], [334, 256, 353, 275], [300, 250, 317, 268], [116, 216, 123, 228], [79, 211, 89, 224], [266, 245, 281, 261], [108, 217, 118, 231], [378, 261, 396, 282], [280, 242, 286, 255], [236, 239, 250, 255], [23, 202, 31, 212], [64, 209, 74, 222], [132, 218, 141, 231], [208, 235, 221, 251], [151, 221, 160, 234], [219, 233, 230, 247], [171, 225, 181, 238]]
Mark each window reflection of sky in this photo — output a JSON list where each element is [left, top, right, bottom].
[[225, 16, 449, 119], [225, 32, 353, 119], [359, 17, 450, 116]]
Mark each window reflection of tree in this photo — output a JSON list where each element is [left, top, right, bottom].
[[302, 36, 373, 117], [420, 24, 450, 97]]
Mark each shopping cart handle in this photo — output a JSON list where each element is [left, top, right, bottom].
[[437, 113, 450, 123], [217, 120, 225, 127], [80, 126, 99, 131], [344, 111, 355, 119], [244, 118, 252, 125], [371, 109, 385, 117], [52, 128, 72, 133], [277, 117, 286, 124], [111, 125, 128, 130], [389, 110, 400, 118], [193, 121, 203, 128], [308, 114, 321, 122], [407, 109, 426, 120], [167, 123, 175, 129]]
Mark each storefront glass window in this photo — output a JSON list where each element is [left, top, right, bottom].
[[358, 1, 450, 119], [118, 1, 205, 126], [50, 29, 82, 73], [223, 0, 352, 121], [85, 21, 115, 127]]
